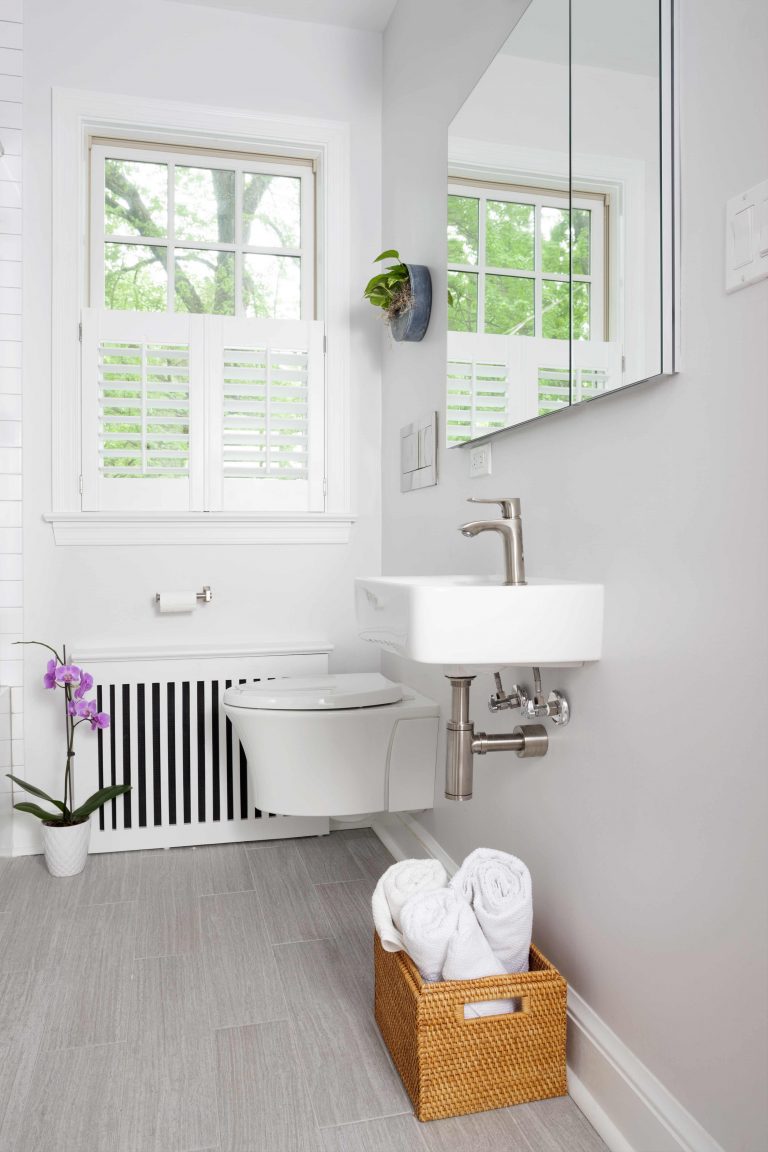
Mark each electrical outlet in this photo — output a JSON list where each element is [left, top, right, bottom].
[[469, 442, 492, 478]]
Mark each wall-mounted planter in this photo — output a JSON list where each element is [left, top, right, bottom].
[[390, 264, 432, 342]]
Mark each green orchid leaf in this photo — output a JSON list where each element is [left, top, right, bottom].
[[6, 774, 67, 812], [13, 802, 64, 823], [373, 249, 400, 263], [71, 783, 132, 821]]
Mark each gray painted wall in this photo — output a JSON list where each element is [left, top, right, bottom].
[[381, 2, 768, 1148]]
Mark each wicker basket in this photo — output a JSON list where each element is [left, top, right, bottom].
[[374, 932, 567, 1121]]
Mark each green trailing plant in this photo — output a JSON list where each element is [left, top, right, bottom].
[[7, 641, 131, 826], [364, 249, 452, 321], [364, 249, 412, 319]]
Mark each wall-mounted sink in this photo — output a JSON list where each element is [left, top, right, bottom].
[[355, 575, 604, 672]]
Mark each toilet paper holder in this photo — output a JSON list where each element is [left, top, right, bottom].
[[155, 585, 212, 605]]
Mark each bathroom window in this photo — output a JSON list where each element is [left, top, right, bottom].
[[78, 142, 324, 516], [51, 93, 351, 544], [91, 143, 314, 320], [447, 181, 606, 341]]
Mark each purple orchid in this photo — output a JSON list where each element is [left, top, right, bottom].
[[69, 696, 110, 731], [9, 640, 125, 831], [74, 672, 94, 700]]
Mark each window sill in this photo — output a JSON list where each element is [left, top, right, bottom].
[[43, 512, 355, 546]]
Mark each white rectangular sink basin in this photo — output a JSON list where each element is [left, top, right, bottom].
[[355, 575, 604, 671]]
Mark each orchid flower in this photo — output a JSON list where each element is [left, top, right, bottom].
[[7, 641, 126, 830], [74, 672, 94, 700]]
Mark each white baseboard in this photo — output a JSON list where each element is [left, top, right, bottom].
[[370, 812, 725, 1152]]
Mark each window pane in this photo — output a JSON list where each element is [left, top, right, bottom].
[[104, 243, 168, 311], [448, 196, 479, 265], [485, 275, 534, 336], [486, 201, 534, 270], [541, 280, 570, 339], [541, 206, 570, 274], [105, 160, 168, 238], [175, 166, 236, 244], [243, 255, 301, 319], [572, 208, 591, 275], [175, 249, 235, 315], [573, 281, 591, 340], [447, 270, 478, 332], [243, 174, 301, 248]]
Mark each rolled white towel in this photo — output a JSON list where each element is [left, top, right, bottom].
[[399, 887, 461, 982], [450, 847, 532, 973], [372, 858, 449, 952], [443, 900, 516, 1017]]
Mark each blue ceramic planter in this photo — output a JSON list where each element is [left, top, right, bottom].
[[390, 264, 432, 342]]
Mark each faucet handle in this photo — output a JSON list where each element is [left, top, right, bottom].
[[466, 497, 521, 520]]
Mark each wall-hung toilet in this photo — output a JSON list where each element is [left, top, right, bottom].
[[223, 673, 439, 817]]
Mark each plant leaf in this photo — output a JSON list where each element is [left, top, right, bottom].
[[71, 783, 132, 821], [373, 249, 400, 263], [13, 801, 64, 822], [6, 774, 67, 812], [363, 274, 389, 295]]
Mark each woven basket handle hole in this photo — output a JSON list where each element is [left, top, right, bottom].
[[460, 995, 529, 1021]]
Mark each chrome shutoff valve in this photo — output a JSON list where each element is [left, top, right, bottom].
[[519, 667, 570, 727]]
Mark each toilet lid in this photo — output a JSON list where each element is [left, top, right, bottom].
[[223, 672, 403, 711]]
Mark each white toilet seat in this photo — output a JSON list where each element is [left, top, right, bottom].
[[223, 672, 403, 711]]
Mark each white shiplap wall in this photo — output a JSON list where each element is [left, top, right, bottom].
[[0, 0, 21, 856]]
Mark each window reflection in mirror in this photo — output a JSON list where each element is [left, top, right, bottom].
[[446, 0, 664, 444]]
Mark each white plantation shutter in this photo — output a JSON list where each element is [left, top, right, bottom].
[[206, 317, 325, 512], [81, 310, 204, 511], [446, 331, 622, 441], [81, 311, 325, 513]]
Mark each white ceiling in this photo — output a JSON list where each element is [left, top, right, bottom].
[[171, 0, 398, 32]]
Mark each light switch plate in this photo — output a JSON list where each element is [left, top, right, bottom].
[[401, 412, 438, 492], [726, 179, 768, 292]]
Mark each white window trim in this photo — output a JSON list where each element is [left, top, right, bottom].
[[50, 87, 353, 546]]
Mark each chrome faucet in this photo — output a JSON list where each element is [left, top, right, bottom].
[[459, 497, 526, 586]]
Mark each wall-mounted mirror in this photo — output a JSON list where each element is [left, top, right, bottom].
[[446, 0, 676, 446]]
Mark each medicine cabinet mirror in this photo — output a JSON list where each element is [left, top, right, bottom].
[[446, 0, 678, 446]]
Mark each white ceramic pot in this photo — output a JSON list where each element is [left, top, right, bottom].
[[41, 817, 91, 877]]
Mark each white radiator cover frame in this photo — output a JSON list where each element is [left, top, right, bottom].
[[72, 643, 333, 853]]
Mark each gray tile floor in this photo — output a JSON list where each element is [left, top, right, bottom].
[[0, 831, 608, 1152]]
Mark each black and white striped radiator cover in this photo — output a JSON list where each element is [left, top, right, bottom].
[[74, 647, 331, 852]]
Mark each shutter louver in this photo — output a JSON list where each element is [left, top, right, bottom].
[[98, 342, 191, 478], [81, 310, 203, 512], [222, 345, 309, 480]]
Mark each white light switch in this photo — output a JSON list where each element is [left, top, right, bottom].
[[726, 179, 768, 292]]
